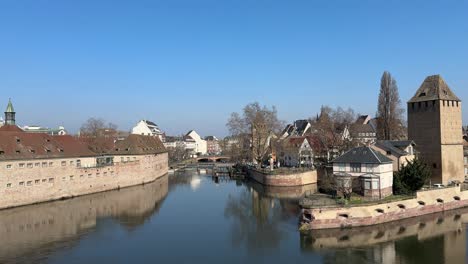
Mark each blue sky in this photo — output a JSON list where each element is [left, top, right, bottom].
[[0, 0, 467, 137]]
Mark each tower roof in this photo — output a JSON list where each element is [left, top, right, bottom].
[[5, 99, 14, 113], [408, 75, 461, 103]]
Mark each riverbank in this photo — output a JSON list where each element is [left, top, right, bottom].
[[247, 168, 317, 186], [300, 185, 468, 230]]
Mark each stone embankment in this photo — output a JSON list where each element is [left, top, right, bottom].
[[247, 168, 317, 187], [300, 185, 468, 230]]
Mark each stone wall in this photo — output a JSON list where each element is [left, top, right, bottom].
[[248, 169, 317, 187], [302, 185, 468, 230], [0, 152, 168, 209]]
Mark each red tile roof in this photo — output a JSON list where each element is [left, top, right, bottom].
[[0, 129, 95, 161]]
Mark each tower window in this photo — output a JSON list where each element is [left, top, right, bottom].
[[443, 101, 445, 107], [433, 163, 437, 169]]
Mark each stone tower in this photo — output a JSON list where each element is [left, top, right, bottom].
[[408, 75, 464, 184], [4, 99, 15, 125]]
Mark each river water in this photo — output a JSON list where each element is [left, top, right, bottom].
[[1, 172, 467, 264]]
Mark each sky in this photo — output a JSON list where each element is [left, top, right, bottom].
[[0, 0, 467, 137]]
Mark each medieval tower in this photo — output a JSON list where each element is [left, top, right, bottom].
[[408, 75, 464, 184]]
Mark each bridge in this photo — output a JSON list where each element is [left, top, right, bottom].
[[196, 156, 231, 163]]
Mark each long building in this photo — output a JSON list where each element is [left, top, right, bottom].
[[0, 100, 168, 209]]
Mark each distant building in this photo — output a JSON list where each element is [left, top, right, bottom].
[[349, 115, 377, 145], [277, 136, 314, 167], [333, 146, 393, 199], [372, 140, 416, 171], [184, 130, 207, 156], [131, 120, 165, 141], [22, 125, 67, 135], [280, 120, 312, 139], [205, 136, 221, 155], [408, 75, 464, 184]]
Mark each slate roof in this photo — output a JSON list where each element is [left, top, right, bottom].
[[5, 99, 14, 113], [332, 146, 392, 164], [374, 140, 415, 157], [281, 120, 311, 137], [408, 75, 461, 103]]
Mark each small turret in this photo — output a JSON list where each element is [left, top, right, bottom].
[[5, 99, 16, 125]]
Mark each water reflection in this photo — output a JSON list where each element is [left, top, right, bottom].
[[223, 180, 313, 253], [0, 175, 169, 264], [301, 207, 468, 264]]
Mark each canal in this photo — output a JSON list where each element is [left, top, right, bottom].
[[1, 172, 467, 264]]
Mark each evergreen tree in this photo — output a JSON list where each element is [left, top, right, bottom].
[[376, 71, 405, 140], [393, 158, 431, 195]]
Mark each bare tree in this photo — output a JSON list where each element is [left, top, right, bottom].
[[80, 118, 118, 137], [376, 71, 405, 140], [227, 102, 284, 164], [309, 106, 357, 161]]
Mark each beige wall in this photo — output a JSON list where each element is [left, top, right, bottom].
[[0, 152, 168, 209], [333, 163, 393, 189], [307, 186, 468, 222]]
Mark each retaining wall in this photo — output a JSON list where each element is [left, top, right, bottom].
[[248, 169, 317, 186]]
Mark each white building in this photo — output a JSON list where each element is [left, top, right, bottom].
[[22, 125, 67, 135], [131, 120, 164, 141], [278, 137, 314, 167], [332, 146, 394, 199], [184, 130, 207, 155]]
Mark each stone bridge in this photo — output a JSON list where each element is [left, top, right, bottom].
[[196, 156, 231, 163]]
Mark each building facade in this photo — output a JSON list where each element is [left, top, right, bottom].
[[407, 75, 464, 184], [22, 125, 67, 135], [372, 140, 416, 171], [184, 130, 207, 155], [205, 136, 221, 155], [0, 100, 168, 209], [278, 136, 314, 167], [333, 146, 393, 199], [131, 120, 165, 141]]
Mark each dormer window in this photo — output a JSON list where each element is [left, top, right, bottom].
[[58, 148, 64, 152], [45, 148, 51, 153], [16, 138, 21, 143], [15, 150, 20, 154], [419, 92, 426, 97], [30, 149, 35, 154], [0, 150, 4, 155]]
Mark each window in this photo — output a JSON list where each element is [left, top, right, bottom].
[[62, 177, 66, 181], [96, 173, 100, 177], [35, 180, 40, 184], [121, 157, 124, 162], [88, 174, 92, 178], [49, 178, 54, 183], [19, 163, 25, 168], [35, 163, 40, 167], [42, 162, 48, 167], [27, 163, 33, 168], [464, 157, 468, 165], [6, 183, 11, 188], [27, 181, 32, 186], [70, 161, 74, 166], [42, 179, 47, 183], [364, 180, 371, 190], [77, 160, 81, 167], [61, 161, 66, 166], [366, 164, 374, 173], [70, 175, 74, 180], [127, 157, 130, 161], [6, 164, 12, 169], [49, 162, 53, 167], [19, 182, 24, 186], [350, 163, 361, 173], [338, 163, 345, 172], [104, 172, 107, 176]]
